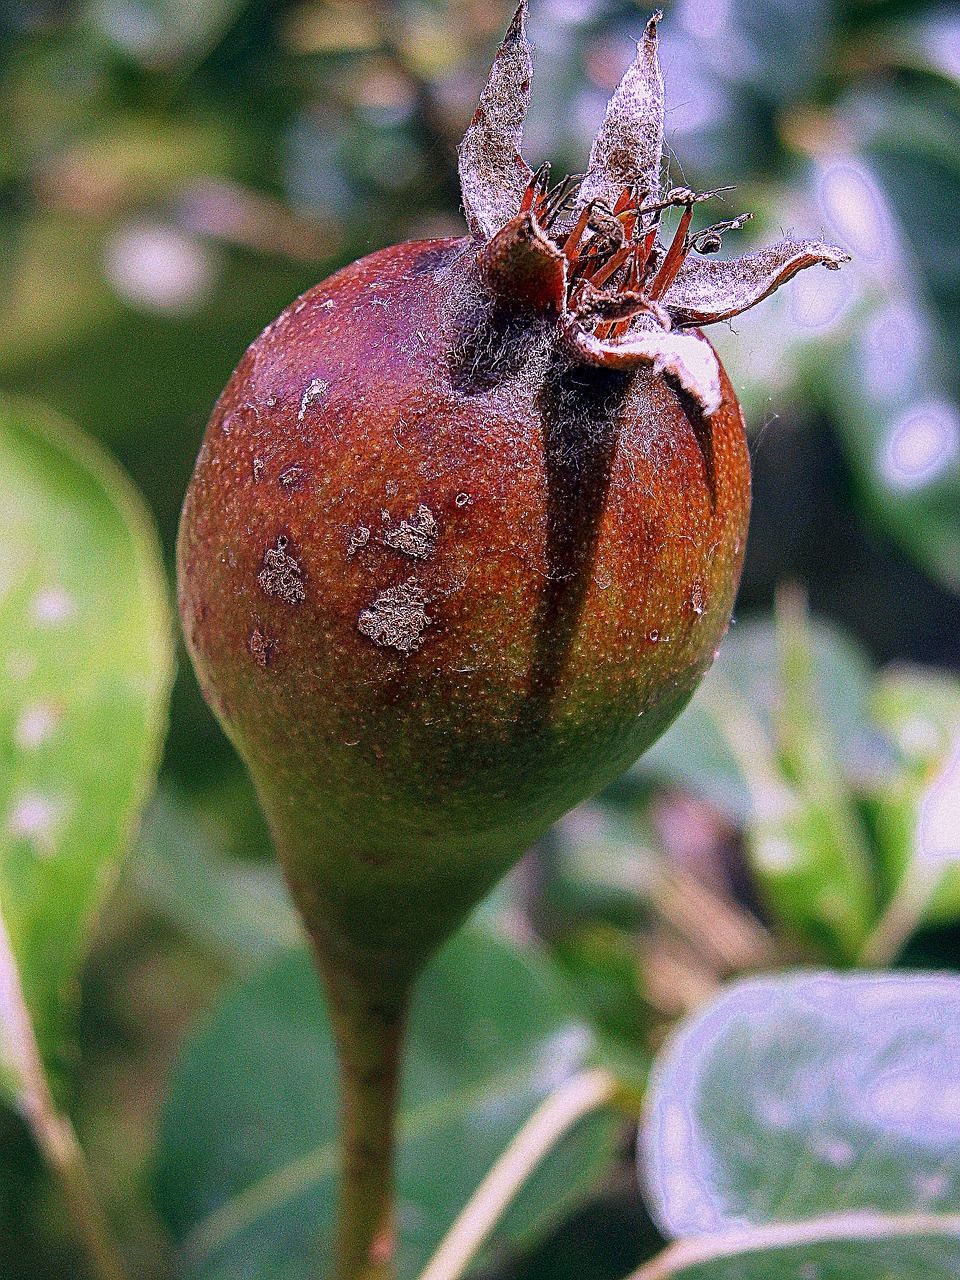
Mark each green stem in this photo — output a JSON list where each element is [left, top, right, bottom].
[[0, 907, 125, 1280], [418, 1067, 620, 1280], [859, 863, 933, 968], [317, 949, 409, 1280], [628, 1210, 960, 1280]]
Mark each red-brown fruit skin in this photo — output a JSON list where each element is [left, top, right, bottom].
[[177, 236, 750, 988]]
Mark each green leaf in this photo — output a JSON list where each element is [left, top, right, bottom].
[[870, 667, 960, 925], [0, 396, 172, 1074], [633, 1217, 960, 1280], [86, 0, 247, 66], [155, 927, 621, 1280], [640, 615, 875, 825], [815, 89, 960, 598], [640, 611, 877, 959], [638, 970, 960, 1279], [762, 591, 875, 957], [132, 786, 301, 966]]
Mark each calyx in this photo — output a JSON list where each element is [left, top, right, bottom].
[[458, 3, 849, 416]]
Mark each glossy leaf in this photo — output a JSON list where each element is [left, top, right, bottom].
[[644, 971, 960, 1234], [0, 396, 172, 1073], [155, 927, 621, 1280], [820, 88, 960, 599], [639, 970, 960, 1277], [633, 1218, 960, 1280]]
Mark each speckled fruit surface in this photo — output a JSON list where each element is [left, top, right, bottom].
[[178, 234, 750, 983]]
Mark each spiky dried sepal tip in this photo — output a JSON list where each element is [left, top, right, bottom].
[[577, 10, 664, 214], [458, 0, 534, 241], [457, 6, 849, 417]]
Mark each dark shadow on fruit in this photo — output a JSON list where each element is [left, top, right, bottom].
[[520, 350, 631, 730], [674, 383, 718, 509]]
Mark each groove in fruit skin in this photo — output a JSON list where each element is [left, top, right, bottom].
[[522, 354, 630, 728]]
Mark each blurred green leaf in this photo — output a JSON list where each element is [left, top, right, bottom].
[[640, 611, 877, 959], [155, 927, 622, 1280], [869, 666, 960, 926], [641, 615, 875, 824], [814, 84, 960, 597], [764, 591, 875, 957], [0, 215, 117, 371], [549, 805, 662, 927], [132, 786, 301, 966], [552, 923, 648, 1054], [638, 970, 960, 1279], [86, 0, 247, 67], [1, 244, 323, 554], [0, 395, 172, 1075]]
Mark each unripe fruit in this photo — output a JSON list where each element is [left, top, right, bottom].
[[179, 12, 844, 985], [177, 7, 847, 1275]]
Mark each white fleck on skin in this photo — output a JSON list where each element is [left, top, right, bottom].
[[298, 377, 329, 424], [29, 586, 75, 626], [14, 702, 60, 750], [7, 792, 60, 856]]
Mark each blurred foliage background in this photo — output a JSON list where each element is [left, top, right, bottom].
[[1, 0, 959, 1276]]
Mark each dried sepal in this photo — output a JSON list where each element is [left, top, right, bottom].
[[665, 238, 851, 328], [576, 13, 664, 216], [480, 210, 567, 314], [564, 321, 722, 417], [458, 1, 534, 241], [458, 7, 849, 422]]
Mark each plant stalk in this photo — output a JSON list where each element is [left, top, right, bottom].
[[418, 1067, 620, 1280], [315, 944, 409, 1280], [0, 907, 125, 1280]]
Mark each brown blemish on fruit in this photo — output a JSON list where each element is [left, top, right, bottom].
[[348, 525, 371, 556], [252, 457, 264, 483], [280, 465, 305, 491], [382, 505, 436, 560], [258, 535, 306, 604], [249, 628, 276, 667], [358, 578, 430, 653], [298, 378, 328, 424]]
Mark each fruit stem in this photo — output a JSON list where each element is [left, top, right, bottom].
[[318, 950, 409, 1280]]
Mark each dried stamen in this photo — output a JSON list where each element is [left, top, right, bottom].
[[649, 200, 696, 300]]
